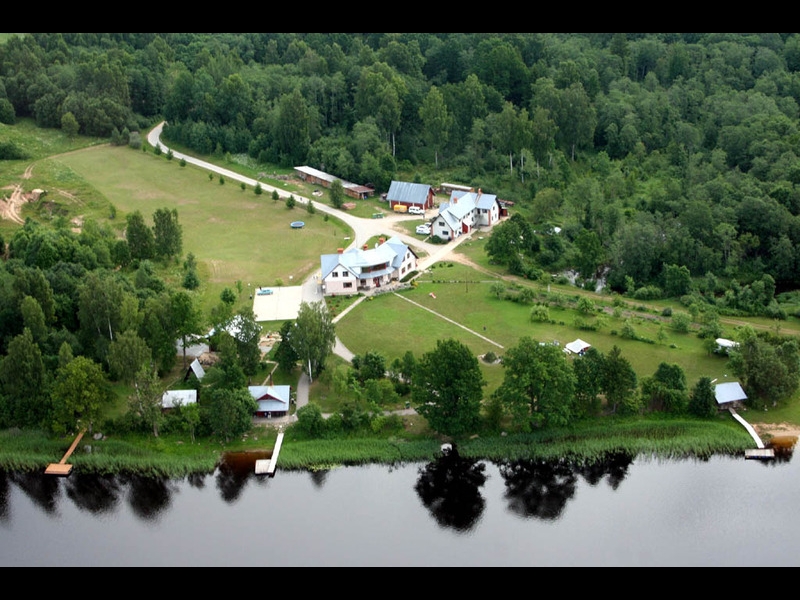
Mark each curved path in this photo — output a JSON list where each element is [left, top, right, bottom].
[[148, 123, 497, 417]]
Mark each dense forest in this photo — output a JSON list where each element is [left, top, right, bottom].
[[3, 33, 800, 439]]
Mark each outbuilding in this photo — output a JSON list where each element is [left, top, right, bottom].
[[294, 166, 374, 199], [386, 181, 436, 212], [715, 338, 740, 355], [714, 381, 748, 409], [184, 358, 206, 382], [565, 339, 592, 356], [162, 389, 198, 411], [248, 385, 291, 418]]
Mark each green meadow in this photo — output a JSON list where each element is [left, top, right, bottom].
[[334, 262, 732, 402], [52, 144, 352, 314]]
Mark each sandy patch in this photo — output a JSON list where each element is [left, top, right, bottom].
[[752, 422, 800, 440]]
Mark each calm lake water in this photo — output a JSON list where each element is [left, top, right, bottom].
[[2, 446, 800, 567]]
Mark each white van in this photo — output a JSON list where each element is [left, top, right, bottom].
[[408, 206, 425, 215]]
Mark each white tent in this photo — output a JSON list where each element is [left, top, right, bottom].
[[565, 339, 591, 355]]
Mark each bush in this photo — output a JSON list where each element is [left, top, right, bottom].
[[661, 307, 673, 317], [0, 140, 28, 160], [0, 98, 15, 124], [183, 269, 200, 290], [128, 131, 142, 150], [671, 311, 692, 333], [530, 304, 550, 322], [483, 351, 497, 363], [633, 285, 663, 300]]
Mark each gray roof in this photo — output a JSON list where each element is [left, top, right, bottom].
[[437, 190, 499, 231], [162, 389, 197, 409], [189, 358, 205, 380], [248, 385, 291, 413], [321, 236, 414, 280], [387, 181, 432, 205], [715, 381, 748, 405]]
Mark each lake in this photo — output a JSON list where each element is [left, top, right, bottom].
[[2, 446, 799, 567]]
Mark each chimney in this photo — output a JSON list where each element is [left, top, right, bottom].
[[363, 244, 368, 251], [337, 248, 344, 253], [379, 237, 385, 245]]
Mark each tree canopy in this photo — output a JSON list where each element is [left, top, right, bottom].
[[412, 338, 485, 436]]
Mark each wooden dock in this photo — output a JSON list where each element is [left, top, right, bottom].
[[745, 448, 776, 460], [45, 429, 86, 476], [255, 431, 284, 476], [729, 408, 776, 460]]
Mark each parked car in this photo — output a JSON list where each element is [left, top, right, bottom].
[[416, 224, 431, 235], [257, 288, 273, 296], [408, 206, 425, 215]]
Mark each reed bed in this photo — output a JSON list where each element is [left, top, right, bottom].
[[0, 431, 219, 477], [0, 417, 757, 475], [459, 418, 753, 464], [277, 437, 443, 470]]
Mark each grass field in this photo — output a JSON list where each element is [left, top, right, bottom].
[[334, 262, 734, 400], [51, 144, 353, 315]]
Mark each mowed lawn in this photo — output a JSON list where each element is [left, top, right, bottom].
[[335, 262, 732, 398], [55, 145, 352, 311]]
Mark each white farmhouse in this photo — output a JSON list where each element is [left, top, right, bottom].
[[320, 236, 418, 296], [432, 189, 501, 241]]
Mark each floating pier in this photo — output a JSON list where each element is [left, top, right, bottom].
[[45, 429, 86, 476], [745, 448, 775, 460], [255, 431, 284, 476]]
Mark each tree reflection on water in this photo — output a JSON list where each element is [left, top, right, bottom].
[[65, 473, 120, 515], [415, 445, 487, 532], [0, 470, 8, 523], [499, 452, 633, 521]]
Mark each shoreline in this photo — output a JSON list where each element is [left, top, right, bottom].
[[0, 417, 770, 475]]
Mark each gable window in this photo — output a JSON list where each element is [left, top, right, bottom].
[[332, 271, 339, 278]]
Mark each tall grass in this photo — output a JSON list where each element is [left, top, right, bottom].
[[277, 436, 443, 470], [459, 417, 753, 463]]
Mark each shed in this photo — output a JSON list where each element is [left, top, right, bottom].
[[162, 389, 197, 410], [715, 381, 748, 408], [184, 358, 206, 382], [248, 385, 291, 418], [565, 339, 591, 356], [386, 181, 436, 210], [294, 166, 373, 199]]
